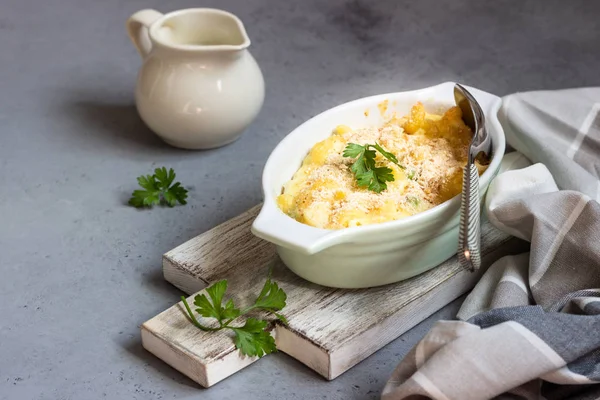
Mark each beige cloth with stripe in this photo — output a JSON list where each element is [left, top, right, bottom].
[[382, 88, 600, 400]]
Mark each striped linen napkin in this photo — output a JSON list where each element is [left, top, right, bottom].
[[382, 88, 600, 400]]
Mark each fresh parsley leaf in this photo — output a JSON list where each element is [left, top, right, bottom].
[[373, 143, 402, 168], [128, 167, 188, 208], [180, 274, 288, 358], [369, 180, 386, 193], [192, 280, 241, 323], [350, 153, 369, 176], [167, 182, 188, 206], [180, 295, 218, 331], [128, 175, 161, 207], [273, 312, 289, 325], [206, 280, 227, 319], [231, 318, 276, 358], [162, 190, 177, 207], [138, 174, 158, 190], [342, 143, 366, 158], [154, 167, 176, 189], [128, 189, 160, 207], [345, 144, 369, 178], [371, 166, 394, 193], [363, 147, 377, 167], [254, 278, 287, 311], [407, 170, 417, 180], [356, 169, 375, 188], [373, 166, 395, 182], [344, 143, 404, 193], [193, 293, 220, 320], [222, 299, 241, 321]]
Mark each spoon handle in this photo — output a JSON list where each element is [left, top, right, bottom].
[[458, 162, 481, 271]]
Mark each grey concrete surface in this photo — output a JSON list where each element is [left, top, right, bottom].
[[1, 0, 599, 399]]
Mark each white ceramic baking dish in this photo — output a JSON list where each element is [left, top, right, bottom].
[[251, 82, 505, 288]]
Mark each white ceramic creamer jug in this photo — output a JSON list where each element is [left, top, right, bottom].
[[126, 8, 265, 149]]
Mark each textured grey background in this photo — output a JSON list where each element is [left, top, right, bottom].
[[1, 0, 599, 399]]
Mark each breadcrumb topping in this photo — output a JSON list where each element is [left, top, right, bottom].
[[277, 102, 486, 229]]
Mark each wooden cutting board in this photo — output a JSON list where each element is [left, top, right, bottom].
[[141, 204, 525, 387]]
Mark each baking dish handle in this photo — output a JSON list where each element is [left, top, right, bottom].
[[251, 207, 345, 255]]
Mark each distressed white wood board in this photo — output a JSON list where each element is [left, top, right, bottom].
[[142, 204, 527, 387]]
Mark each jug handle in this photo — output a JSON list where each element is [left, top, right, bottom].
[[126, 9, 163, 58]]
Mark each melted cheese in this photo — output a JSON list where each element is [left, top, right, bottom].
[[277, 102, 487, 229]]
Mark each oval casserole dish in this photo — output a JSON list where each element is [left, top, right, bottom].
[[251, 82, 506, 288]]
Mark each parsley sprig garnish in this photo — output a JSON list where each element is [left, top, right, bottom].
[[181, 275, 287, 358], [128, 167, 188, 208], [343, 143, 406, 193]]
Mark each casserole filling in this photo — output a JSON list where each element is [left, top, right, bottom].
[[277, 102, 487, 229]]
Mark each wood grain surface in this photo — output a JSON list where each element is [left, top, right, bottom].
[[142, 205, 526, 387]]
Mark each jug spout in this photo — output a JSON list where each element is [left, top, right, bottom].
[[156, 9, 250, 51], [127, 8, 251, 58]]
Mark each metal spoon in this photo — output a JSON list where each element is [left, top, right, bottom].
[[454, 83, 492, 272]]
